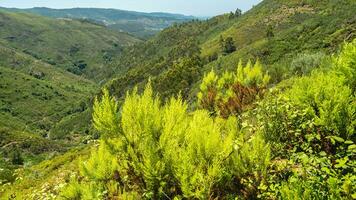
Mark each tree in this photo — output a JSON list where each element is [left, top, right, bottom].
[[220, 36, 236, 55], [235, 8, 242, 17], [229, 12, 235, 19], [10, 148, 24, 165], [266, 25, 274, 38]]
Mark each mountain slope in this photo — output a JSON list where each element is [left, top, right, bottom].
[[0, 9, 141, 82], [0, 43, 97, 175], [106, 0, 356, 101], [2, 7, 196, 39]]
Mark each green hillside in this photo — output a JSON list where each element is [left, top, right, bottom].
[[0, 10, 141, 82], [0, 44, 97, 184], [0, 10, 139, 188], [107, 0, 355, 100], [2, 7, 196, 39]]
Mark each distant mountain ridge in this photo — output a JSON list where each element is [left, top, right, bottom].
[[0, 7, 197, 38]]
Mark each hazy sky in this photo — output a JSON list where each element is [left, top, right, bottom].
[[0, 0, 262, 16]]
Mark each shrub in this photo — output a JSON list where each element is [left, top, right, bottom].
[[290, 52, 327, 76], [220, 36, 236, 55], [93, 89, 120, 137], [285, 72, 354, 140], [60, 179, 104, 200], [333, 39, 356, 91], [254, 41, 356, 199], [168, 112, 237, 199], [80, 141, 119, 182], [198, 60, 270, 118], [10, 148, 24, 165], [68, 83, 271, 199]]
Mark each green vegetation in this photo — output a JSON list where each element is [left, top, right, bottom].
[[19, 40, 350, 199], [1, 7, 196, 39], [0, 9, 140, 82], [0, 8, 139, 186], [197, 60, 270, 117], [107, 0, 356, 104], [0, 0, 355, 199]]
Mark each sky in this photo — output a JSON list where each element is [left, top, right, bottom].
[[0, 0, 262, 17]]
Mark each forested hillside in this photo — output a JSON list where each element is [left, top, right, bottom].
[[0, 10, 140, 82], [2, 7, 196, 39], [0, 0, 355, 199]]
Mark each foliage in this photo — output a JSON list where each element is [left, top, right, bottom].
[[168, 112, 237, 199], [285, 72, 354, 140], [290, 52, 327, 76], [333, 39, 356, 91], [93, 89, 120, 137], [80, 141, 119, 181], [59, 83, 271, 199], [60, 179, 104, 200], [254, 41, 356, 199], [220, 36, 236, 55], [10, 149, 24, 166], [197, 60, 270, 117]]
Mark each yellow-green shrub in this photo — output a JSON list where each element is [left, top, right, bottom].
[[198, 60, 270, 118], [93, 89, 120, 137], [80, 141, 119, 182], [80, 83, 271, 199], [333, 39, 356, 91]]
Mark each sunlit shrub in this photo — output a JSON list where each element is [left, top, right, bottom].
[[80, 141, 119, 182], [290, 52, 327, 76], [333, 39, 356, 91], [198, 60, 270, 118], [285, 72, 354, 140]]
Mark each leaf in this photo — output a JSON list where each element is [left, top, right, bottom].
[[319, 151, 327, 156], [345, 140, 354, 144], [348, 144, 356, 150], [332, 136, 345, 143], [335, 157, 348, 169], [321, 167, 331, 174]]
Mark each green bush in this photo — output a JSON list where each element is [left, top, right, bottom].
[[80, 141, 119, 182], [65, 83, 271, 199], [290, 52, 327, 76], [333, 39, 356, 91], [254, 41, 356, 199], [59, 41, 356, 200], [285, 72, 354, 140], [197, 60, 270, 117]]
